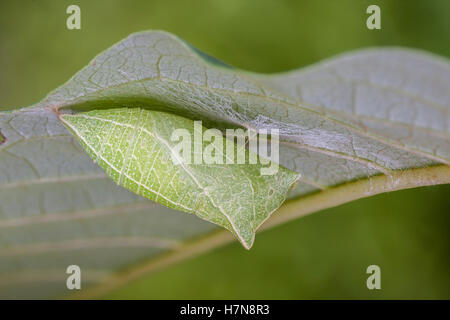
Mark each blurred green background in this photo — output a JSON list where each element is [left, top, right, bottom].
[[0, 0, 449, 299]]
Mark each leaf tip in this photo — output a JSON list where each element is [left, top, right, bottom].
[[242, 239, 254, 250]]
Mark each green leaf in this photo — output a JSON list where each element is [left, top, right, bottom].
[[60, 108, 300, 249], [0, 30, 449, 299]]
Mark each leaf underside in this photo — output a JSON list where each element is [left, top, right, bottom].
[[0, 30, 449, 299]]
